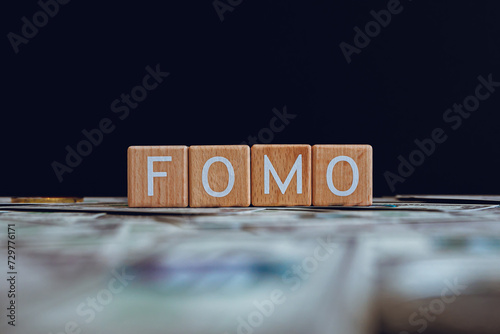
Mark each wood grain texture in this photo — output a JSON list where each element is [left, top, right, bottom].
[[128, 146, 188, 207], [251, 144, 311, 206], [312, 145, 372, 206], [189, 145, 250, 207]]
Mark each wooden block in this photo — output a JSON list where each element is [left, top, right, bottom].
[[128, 146, 188, 207], [312, 145, 372, 206], [189, 145, 250, 207], [251, 144, 311, 206]]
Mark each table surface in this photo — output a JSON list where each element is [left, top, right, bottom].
[[1, 195, 500, 334]]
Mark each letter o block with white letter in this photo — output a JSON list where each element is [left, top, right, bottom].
[[312, 145, 372, 206], [251, 144, 311, 206], [128, 146, 188, 207], [189, 145, 250, 207]]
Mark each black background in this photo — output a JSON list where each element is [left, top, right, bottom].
[[2, 0, 500, 197]]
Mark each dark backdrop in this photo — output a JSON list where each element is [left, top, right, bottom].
[[2, 0, 500, 197]]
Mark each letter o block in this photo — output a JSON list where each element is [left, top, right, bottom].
[[189, 145, 250, 207], [312, 145, 372, 206], [128, 146, 188, 207], [251, 144, 311, 206]]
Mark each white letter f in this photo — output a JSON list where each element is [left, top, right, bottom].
[[147, 156, 171, 196]]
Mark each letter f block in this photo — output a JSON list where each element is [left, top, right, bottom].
[[251, 144, 311, 206], [128, 146, 188, 207]]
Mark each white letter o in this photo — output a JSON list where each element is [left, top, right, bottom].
[[202, 157, 235, 197], [326, 156, 359, 196]]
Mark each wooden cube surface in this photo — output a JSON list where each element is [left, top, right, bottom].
[[189, 145, 250, 207], [251, 144, 311, 206], [128, 146, 188, 207], [312, 145, 372, 206]]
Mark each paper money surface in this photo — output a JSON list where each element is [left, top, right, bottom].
[[1, 196, 500, 334]]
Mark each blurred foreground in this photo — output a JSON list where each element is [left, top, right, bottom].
[[1, 196, 500, 334]]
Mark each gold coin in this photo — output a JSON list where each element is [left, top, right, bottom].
[[11, 197, 84, 204]]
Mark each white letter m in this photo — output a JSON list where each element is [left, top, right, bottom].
[[264, 154, 302, 195]]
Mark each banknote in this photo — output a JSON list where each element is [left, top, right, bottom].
[[2, 197, 500, 334]]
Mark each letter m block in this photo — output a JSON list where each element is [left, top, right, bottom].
[[251, 144, 311, 206]]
